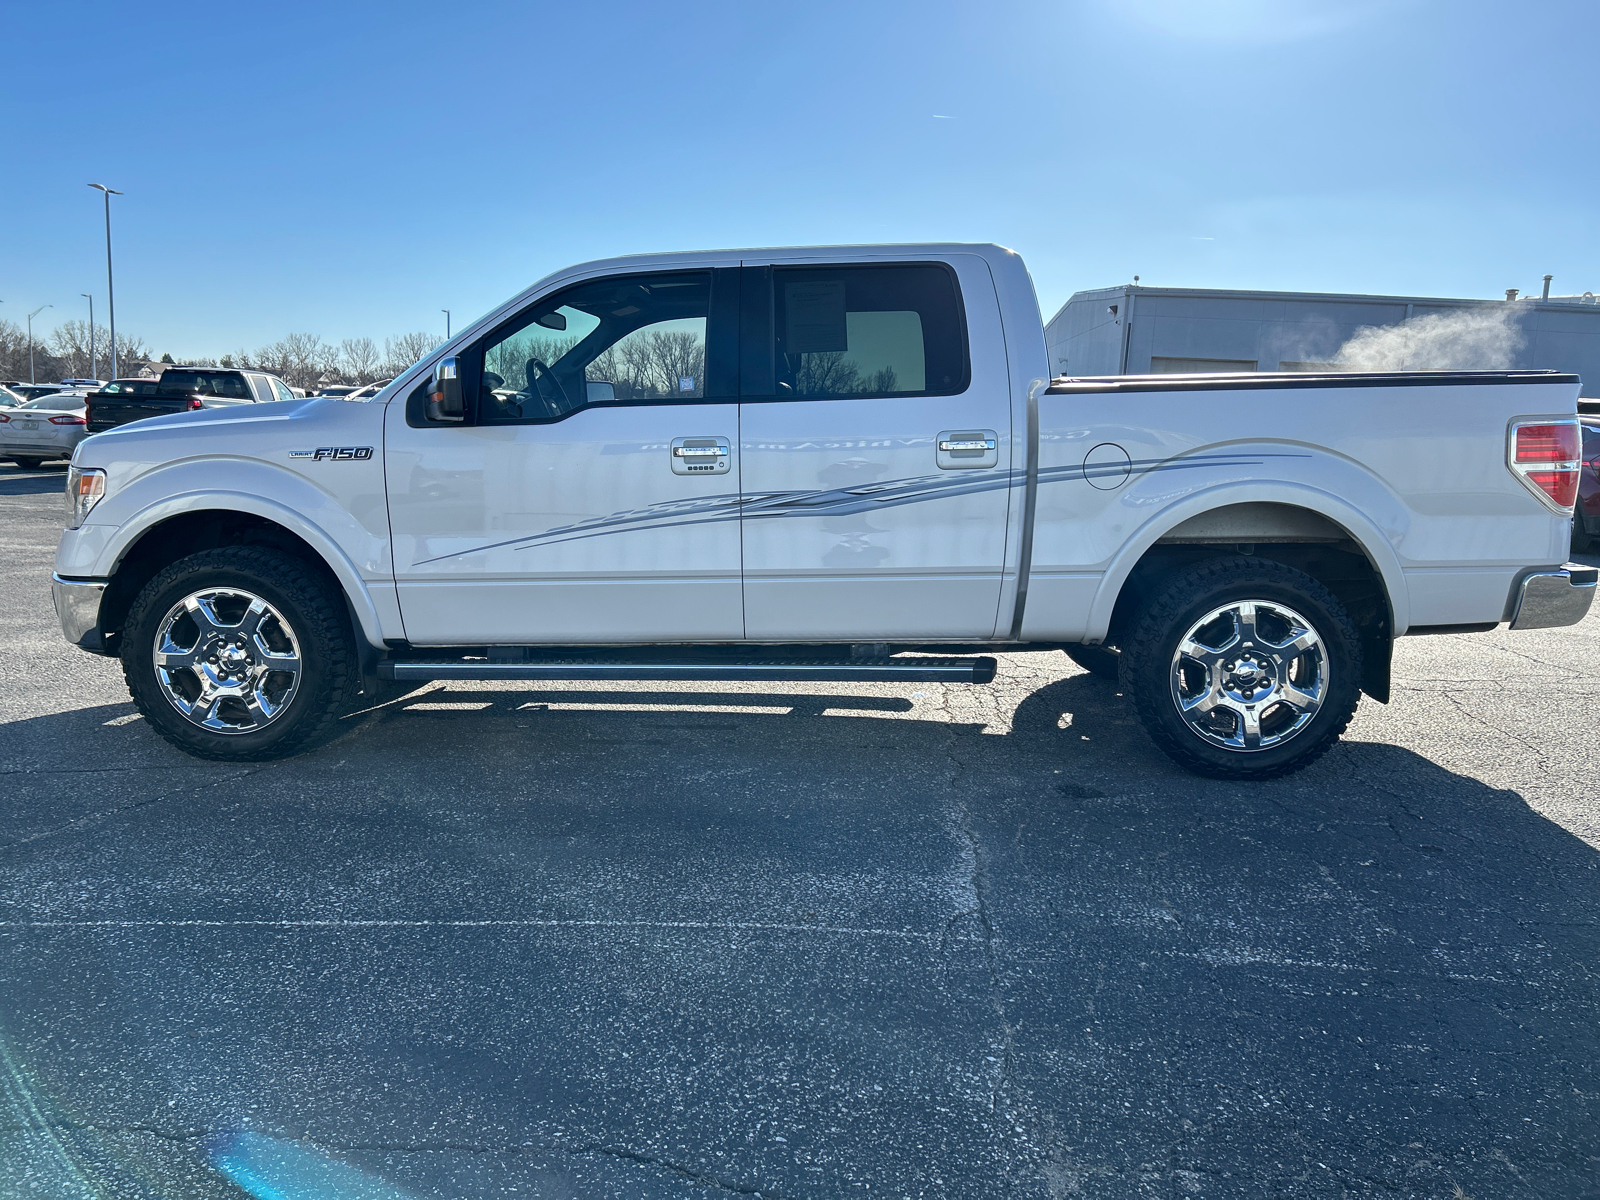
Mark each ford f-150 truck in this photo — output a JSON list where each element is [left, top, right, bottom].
[[51, 244, 1595, 778]]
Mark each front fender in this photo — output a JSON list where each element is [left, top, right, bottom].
[[75, 459, 394, 647]]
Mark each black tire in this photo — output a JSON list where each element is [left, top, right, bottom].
[[1119, 558, 1363, 780], [1063, 642, 1120, 680], [121, 547, 356, 761], [11, 456, 44, 470]]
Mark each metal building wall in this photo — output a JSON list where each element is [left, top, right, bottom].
[[1044, 286, 1600, 392]]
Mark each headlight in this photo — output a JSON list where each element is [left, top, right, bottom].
[[66, 466, 106, 528]]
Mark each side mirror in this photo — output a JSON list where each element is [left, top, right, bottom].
[[425, 356, 464, 422]]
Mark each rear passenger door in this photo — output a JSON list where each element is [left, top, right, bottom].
[[736, 258, 1014, 640]]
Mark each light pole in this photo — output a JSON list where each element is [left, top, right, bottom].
[[26, 305, 51, 384], [81, 293, 95, 381], [442, 309, 451, 339], [88, 184, 122, 379]]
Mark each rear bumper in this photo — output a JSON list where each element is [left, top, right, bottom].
[[51, 574, 109, 652], [1508, 563, 1597, 630]]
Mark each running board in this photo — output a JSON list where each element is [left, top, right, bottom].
[[380, 656, 997, 685]]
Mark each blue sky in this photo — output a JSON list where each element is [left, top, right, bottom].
[[4, 0, 1596, 359]]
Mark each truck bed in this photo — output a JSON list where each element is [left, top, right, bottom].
[[85, 393, 200, 433]]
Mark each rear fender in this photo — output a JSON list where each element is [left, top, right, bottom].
[[1084, 479, 1411, 641]]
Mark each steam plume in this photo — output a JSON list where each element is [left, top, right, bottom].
[[1334, 307, 1525, 371]]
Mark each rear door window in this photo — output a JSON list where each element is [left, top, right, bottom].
[[767, 264, 969, 400]]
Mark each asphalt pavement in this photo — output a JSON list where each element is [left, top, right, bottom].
[[2, 459, 1597, 1199]]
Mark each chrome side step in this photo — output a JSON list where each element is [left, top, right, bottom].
[[381, 656, 997, 685]]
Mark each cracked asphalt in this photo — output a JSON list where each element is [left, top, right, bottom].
[[2, 459, 1598, 1198]]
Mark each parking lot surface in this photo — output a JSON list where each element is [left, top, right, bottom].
[[2, 460, 1597, 1199]]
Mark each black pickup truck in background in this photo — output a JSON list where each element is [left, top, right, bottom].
[[85, 368, 296, 433]]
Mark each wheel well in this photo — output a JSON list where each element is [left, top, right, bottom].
[[99, 511, 344, 651], [1105, 508, 1394, 703]]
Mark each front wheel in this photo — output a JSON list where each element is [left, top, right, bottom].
[[1119, 558, 1363, 780], [121, 547, 356, 761]]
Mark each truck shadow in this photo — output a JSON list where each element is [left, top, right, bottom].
[[0, 462, 69, 496], [2, 677, 1597, 1195]]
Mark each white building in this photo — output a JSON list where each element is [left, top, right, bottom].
[[1044, 283, 1600, 392]]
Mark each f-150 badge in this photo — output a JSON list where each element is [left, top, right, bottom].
[[289, 447, 373, 461]]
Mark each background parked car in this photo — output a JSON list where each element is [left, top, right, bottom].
[[9, 383, 68, 403], [84, 366, 296, 433], [312, 385, 360, 398], [95, 378, 163, 397], [339, 378, 393, 402], [0, 392, 89, 468], [1574, 400, 1599, 553], [0, 385, 24, 408]]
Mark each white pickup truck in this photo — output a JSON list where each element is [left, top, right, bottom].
[[51, 244, 1594, 778]]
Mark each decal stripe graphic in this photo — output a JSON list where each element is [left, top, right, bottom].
[[412, 452, 1310, 566]]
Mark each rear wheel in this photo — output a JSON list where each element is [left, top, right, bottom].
[[121, 547, 356, 761], [11, 456, 44, 470], [1119, 558, 1363, 780]]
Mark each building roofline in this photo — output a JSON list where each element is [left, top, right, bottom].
[[1053, 283, 1600, 316]]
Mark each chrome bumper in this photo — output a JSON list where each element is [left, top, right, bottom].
[[1508, 563, 1597, 630], [51, 574, 108, 652]]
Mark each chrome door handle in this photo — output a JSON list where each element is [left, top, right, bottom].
[[936, 429, 999, 470], [670, 436, 731, 475]]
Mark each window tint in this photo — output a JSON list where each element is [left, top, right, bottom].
[[478, 271, 719, 423], [771, 264, 967, 399], [157, 371, 253, 399]]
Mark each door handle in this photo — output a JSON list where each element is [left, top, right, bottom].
[[936, 429, 999, 470], [670, 436, 731, 475]]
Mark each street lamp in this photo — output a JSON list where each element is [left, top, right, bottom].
[[442, 309, 451, 339], [88, 183, 123, 379], [26, 305, 52, 384], [81, 293, 95, 381]]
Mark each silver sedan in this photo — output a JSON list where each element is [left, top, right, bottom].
[[0, 392, 90, 468]]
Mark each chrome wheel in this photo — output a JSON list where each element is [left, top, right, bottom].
[[152, 588, 302, 734], [1170, 599, 1327, 753]]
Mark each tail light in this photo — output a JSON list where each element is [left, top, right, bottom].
[[1509, 420, 1580, 512], [0, 413, 9, 423], [49, 414, 87, 426], [188, 398, 203, 410]]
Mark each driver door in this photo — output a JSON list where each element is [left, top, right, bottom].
[[385, 267, 745, 646]]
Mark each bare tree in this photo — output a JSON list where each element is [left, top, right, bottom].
[[340, 337, 381, 383], [0, 319, 65, 382], [383, 331, 443, 378], [49, 320, 114, 379]]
